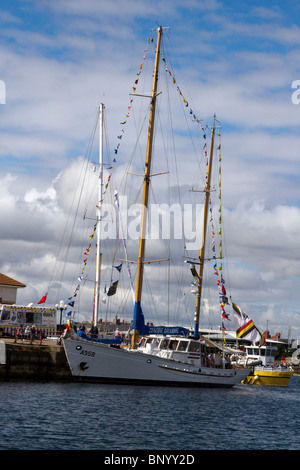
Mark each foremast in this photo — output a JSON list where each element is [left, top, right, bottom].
[[94, 103, 104, 327], [131, 26, 163, 348], [193, 120, 216, 338]]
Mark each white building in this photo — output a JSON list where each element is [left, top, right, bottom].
[[0, 274, 26, 305]]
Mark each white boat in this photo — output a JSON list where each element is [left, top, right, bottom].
[[64, 333, 249, 387], [63, 26, 251, 387]]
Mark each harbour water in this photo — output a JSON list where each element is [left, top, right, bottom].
[[0, 376, 299, 451]]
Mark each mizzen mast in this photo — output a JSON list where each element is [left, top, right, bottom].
[[193, 119, 216, 337]]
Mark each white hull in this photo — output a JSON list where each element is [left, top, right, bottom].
[[63, 338, 250, 387]]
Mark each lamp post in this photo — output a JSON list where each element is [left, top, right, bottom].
[[55, 300, 67, 332]]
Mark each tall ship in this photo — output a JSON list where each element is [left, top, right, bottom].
[[62, 26, 251, 387]]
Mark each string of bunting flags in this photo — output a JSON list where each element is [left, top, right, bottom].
[[160, 54, 208, 162], [209, 129, 231, 331], [65, 222, 97, 318], [113, 39, 151, 160], [42, 34, 217, 323], [161, 56, 203, 126], [64, 39, 154, 318]]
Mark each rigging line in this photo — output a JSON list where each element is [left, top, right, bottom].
[[177, 90, 205, 190], [117, 103, 150, 192], [66, 169, 102, 299], [134, 43, 151, 131], [143, 269, 161, 326], [158, 73, 181, 207], [160, 52, 207, 281], [49, 110, 99, 303], [151, 79, 195, 325], [113, 267, 137, 321], [101, 109, 118, 261], [160, 43, 182, 207], [146, 211, 186, 323], [103, 105, 112, 167], [162, 34, 204, 131], [160, 59, 186, 323], [161, 38, 205, 188], [78, 108, 113, 313]]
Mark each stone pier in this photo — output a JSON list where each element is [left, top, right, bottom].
[[0, 338, 72, 381]]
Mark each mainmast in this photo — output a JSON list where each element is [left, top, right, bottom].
[[193, 119, 216, 337], [94, 103, 104, 327], [131, 26, 163, 347]]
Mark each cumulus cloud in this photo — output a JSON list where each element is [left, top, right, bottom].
[[0, 1, 300, 336]]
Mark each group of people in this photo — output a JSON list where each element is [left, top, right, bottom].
[[75, 322, 99, 339], [68, 322, 132, 344], [88, 323, 99, 339], [15, 325, 43, 341]]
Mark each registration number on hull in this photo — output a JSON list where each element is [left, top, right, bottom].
[[80, 349, 95, 357], [75, 345, 95, 357]]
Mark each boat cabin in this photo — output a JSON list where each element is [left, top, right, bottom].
[[137, 335, 225, 368], [244, 344, 277, 366], [138, 336, 202, 352]]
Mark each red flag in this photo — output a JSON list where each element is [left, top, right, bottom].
[[38, 292, 47, 304]]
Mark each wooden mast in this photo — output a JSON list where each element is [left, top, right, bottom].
[[193, 119, 216, 337], [131, 26, 163, 347]]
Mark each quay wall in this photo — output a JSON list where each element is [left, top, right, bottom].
[[0, 338, 72, 381]]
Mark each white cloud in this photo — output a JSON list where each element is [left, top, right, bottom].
[[0, 1, 300, 336]]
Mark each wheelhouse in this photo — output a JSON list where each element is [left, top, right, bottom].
[[244, 344, 277, 366]]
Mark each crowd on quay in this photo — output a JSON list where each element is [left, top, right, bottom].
[[6, 324, 47, 342]]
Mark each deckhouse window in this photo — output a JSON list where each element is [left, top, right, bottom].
[[177, 341, 188, 351], [139, 338, 147, 348], [188, 341, 200, 352], [151, 338, 160, 348], [169, 340, 178, 350], [159, 339, 169, 349]]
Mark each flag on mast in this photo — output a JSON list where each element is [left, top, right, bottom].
[[232, 303, 265, 346], [38, 292, 48, 304]]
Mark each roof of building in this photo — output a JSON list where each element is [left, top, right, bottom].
[[0, 273, 26, 288]]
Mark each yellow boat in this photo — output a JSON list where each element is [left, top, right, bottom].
[[241, 344, 293, 386], [243, 365, 293, 386]]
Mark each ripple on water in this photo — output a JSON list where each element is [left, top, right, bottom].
[[0, 377, 299, 450]]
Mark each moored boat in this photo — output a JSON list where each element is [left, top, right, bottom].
[[62, 26, 251, 387], [232, 342, 294, 386], [63, 332, 249, 387]]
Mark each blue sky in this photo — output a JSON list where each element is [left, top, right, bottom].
[[1, 0, 300, 337]]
